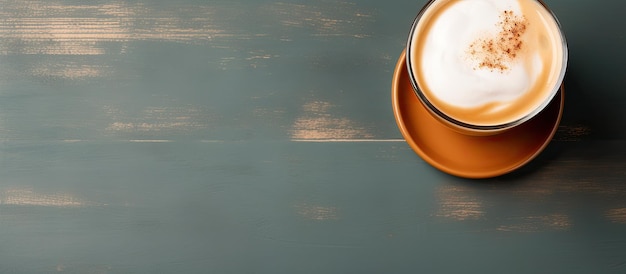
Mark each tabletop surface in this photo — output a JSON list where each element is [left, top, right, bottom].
[[1, 0, 625, 273]]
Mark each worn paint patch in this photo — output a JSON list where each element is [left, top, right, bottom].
[[0, 187, 89, 207], [295, 203, 339, 221], [606, 208, 626, 224], [497, 214, 571, 232], [435, 185, 485, 221], [290, 100, 373, 140]]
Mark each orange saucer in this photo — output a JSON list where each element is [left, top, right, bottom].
[[392, 50, 563, 179]]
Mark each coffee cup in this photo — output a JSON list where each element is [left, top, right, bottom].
[[406, 0, 567, 135]]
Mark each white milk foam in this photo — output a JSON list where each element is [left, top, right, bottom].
[[420, 0, 540, 109]]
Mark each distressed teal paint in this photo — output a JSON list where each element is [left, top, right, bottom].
[[0, 0, 625, 273]]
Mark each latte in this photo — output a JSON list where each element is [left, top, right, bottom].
[[407, 0, 567, 131]]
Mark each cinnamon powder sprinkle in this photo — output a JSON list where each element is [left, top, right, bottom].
[[468, 10, 528, 72]]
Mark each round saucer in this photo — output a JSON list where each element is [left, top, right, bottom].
[[392, 50, 564, 179]]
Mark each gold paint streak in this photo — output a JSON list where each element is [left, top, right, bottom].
[[105, 106, 208, 133], [30, 62, 106, 79], [290, 100, 373, 140], [0, 187, 86, 207], [303, 101, 331, 113], [259, 1, 373, 38], [497, 214, 571, 232], [436, 185, 485, 220], [290, 117, 365, 139], [106, 121, 201, 132], [606, 208, 626, 224], [128, 139, 173, 143], [295, 203, 339, 221]]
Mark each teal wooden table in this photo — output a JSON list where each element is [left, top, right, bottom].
[[0, 0, 624, 273]]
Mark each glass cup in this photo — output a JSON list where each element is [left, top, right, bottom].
[[406, 0, 568, 136]]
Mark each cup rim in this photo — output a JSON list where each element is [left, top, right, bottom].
[[405, 0, 568, 133]]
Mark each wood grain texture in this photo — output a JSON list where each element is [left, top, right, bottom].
[[0, 0, 624, 273]]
